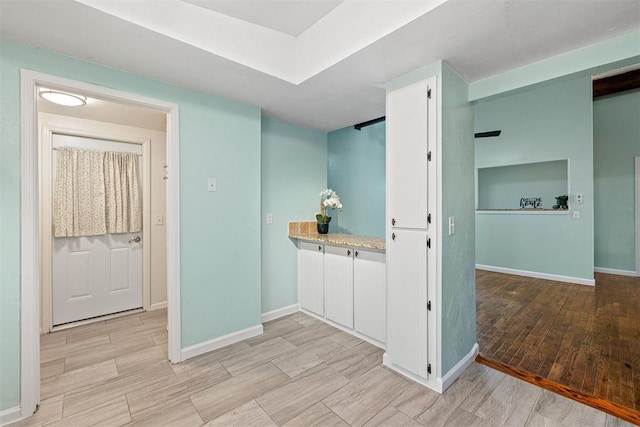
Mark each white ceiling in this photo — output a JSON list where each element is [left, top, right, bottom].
[[182, 0, 344, 36], [1, 0, 639, 131], [38, 88, 167, 132]]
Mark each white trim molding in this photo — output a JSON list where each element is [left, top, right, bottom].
[[594, 267, 639, 277], [181, 325, 263, 361], [0, 406, 23, 426], [20, 69, 182, 420], [636, 157, 640, 276], [261, 304, 299, 323], [476, 264, 595, 286], [440, 343, 479, 391]]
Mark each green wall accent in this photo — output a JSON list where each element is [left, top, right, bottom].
[[439, 63, 476, 374], [0, 40, 262, 410], [477, 160, 568, 210], [469, 30, 640, 101], [327, 122, 385, 237], [594, 89, 640, 272], [261, 117, 327, 313], [475, 76, 594, 280]]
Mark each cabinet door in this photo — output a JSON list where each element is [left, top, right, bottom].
[[299, 241, 324, 316], [324, 245, 354, 329], [386, 229, 428, 377], [386, 77, 435, 230], [354, 249, 386, 344]]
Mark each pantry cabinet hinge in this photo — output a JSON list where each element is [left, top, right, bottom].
[[427, 363, 432, 374], [427, 213, 431, 224], [427, 88, 432, 99], [427, 238, 431, 249], [427, 151, 432, 161], [427, 300, 431, 311]]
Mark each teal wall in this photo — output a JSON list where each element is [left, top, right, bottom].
[[594, 89, 640, 272], [327, 122, 385, 237], [477, 160, 568, 210], [0, 40, 262, 410], [261, 117, 327, 313], [475, 77, 594, 280], [439, 63, 476, 374]]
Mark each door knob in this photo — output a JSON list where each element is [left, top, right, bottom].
[[129, 236, 141, 243]]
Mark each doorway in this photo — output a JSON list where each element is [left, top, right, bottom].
[[20, 70, 182, 418]]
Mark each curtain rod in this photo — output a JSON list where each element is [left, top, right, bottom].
[[53, 147, 142, 155], [354, 116, 385, 131]]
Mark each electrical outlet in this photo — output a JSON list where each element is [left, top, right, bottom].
[[266, 213, 273, 225], [154, 215, 164, 226], [576, 193, 583, 204]]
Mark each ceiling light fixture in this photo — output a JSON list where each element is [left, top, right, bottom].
[[39, 89, 87, 107]]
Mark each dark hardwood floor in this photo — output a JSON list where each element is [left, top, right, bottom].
[[476, 270, 640, 423]]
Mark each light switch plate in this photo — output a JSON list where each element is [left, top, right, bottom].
[[572, 211, 580, 219], [448, 216, 455, 235], [266, 213, 273, 225], [207, 177, 217, 192], [154, 215, 164, 226]]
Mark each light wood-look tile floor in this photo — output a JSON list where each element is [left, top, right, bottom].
[[12, 309, 634, 426]]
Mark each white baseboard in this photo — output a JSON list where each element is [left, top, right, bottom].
[[0, 405, 22, 426], [440, 343, 479, 391], [476, 264, 595, 286], [149, 301, 168, 311], [594, 267, 638, 277], [261, 304, 299, 323], [382, 353, 442, 393], [181, 324, 263, 361]]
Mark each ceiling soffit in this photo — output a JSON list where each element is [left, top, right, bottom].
[[74, 0, 449, 84]]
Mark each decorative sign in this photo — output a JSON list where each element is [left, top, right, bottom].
[[520, 197, 542, 209]]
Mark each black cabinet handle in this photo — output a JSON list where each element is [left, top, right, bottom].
[[392, 218, 396, 226], [392, 233, 396, 241], [355, 250, 359, 257], [347, 250, 351, 256], [318, 245, 322, 251]]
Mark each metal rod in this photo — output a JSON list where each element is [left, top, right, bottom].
[[354, 116, 385, 131], [53, 147, 142, 155], [474, 130, 502, 138]]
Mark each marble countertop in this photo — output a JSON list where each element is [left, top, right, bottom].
[[289, 231, 385, 251]]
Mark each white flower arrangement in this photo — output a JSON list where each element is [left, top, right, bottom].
[[317, 189, 343, 224]]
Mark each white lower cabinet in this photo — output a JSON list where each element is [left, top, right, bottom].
[[324, 245, 354, 329], [386, 229, 429, 378], [298, 241, 386, 346], [298, 241, 324, 316], [354, 249, 386, 344]]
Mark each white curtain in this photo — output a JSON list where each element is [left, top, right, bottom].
[[54, 148, 142, 237]]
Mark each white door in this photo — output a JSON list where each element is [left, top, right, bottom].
[[386, 229, 428, 377], [386, 77, 435, 230], [52, 134, 143, 326], [299, 241, 324, 316], [324, 245, 354, 329], [354, 249, 386, 344]]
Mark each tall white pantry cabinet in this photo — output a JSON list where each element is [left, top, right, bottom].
[[384, 68, 478, 393]]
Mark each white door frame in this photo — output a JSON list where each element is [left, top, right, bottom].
[[636, 157, 640, 276], [41, 124, 152, 332], [20, 69, 182, 418]]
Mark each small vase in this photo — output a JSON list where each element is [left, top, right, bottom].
[[317, 223, 329, 234]]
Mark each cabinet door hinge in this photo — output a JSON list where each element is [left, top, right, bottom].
[[427, 300, 431, 311], [427, 213, 431, 224], [427, 238, 431, 249], [427, 151, 432, 162], [427, 88, 432, 99], [427, 363, 432, 374]]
